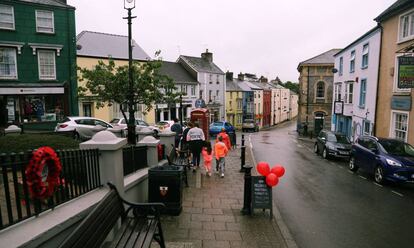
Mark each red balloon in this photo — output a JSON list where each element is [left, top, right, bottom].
[[272, 165, 285, 178], [266, 173, 279, 187], [256, 161, 270, 176]]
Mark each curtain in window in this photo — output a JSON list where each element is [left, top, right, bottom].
[[0, 47, 16, 78]]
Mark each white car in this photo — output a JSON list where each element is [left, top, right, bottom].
[[110, 118, 159, 136], [55, 117, 123, 140], [155, 120, 175, 132]]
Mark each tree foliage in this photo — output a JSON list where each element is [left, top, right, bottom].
[[280, 81, 299, 94], [78, 56, 180, 115]]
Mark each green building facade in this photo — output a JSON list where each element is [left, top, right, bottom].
[[0, 0, 77, 129]]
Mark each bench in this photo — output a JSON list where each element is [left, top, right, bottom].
[[166, 145, 190, 187], [59, 183, 166, 248]]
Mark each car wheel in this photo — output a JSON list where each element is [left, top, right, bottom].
[[348, 157, 358, 172], [374, 165, 385, 184], [322, 147, 329, 159], [314, 143, 319, 154], [73, 131, 80, 141]]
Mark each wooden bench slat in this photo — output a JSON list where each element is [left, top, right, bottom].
[[106, 218, 134, 248], [139, 219, 158, 248], [116, 218, 146, 248]]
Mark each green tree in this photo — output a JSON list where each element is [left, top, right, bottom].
[[78, 54, 180, 143], [280, 81, 299, 94]]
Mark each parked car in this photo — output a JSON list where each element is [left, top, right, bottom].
[[242, 119, 259, 132], [156, 120, 175, 131], [314, 130, 352, 159], [349, 136, 414, 184], [55, 117, 122, 140], [110, 117, 159, 135], [209, 121, 235, 137]]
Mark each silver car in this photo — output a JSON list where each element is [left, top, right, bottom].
[[110, 117, 159, 136], [55, 117, 123, 140]]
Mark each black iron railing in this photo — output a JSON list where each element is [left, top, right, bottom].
[[122, 146, 148, 176], [0, 149, 101, 230]]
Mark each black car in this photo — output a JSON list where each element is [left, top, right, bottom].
[[314, 130, 352, 159]]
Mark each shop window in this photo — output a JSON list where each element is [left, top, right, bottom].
[[36, 10, 54, 33], [38, 50, 56, 80], [22, 95, 64, 122], [0, 4, 14, 30], [0, 47, 17, 79]]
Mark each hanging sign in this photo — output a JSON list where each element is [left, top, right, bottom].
[[398, 56, 414, 88]]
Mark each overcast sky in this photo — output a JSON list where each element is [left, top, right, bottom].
[[67, 0, 396, 82]]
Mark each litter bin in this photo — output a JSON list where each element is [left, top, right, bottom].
[[148, 165, 183, 215]]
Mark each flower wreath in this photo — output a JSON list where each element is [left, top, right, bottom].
[[25, 146, 62, 199]]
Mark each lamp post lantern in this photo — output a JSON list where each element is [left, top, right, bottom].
[[124, 0, 137, 144]]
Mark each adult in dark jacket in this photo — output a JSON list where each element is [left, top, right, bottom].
[[170, 118, 183, 148]]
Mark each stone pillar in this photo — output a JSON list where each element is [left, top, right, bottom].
[[80, 131, 127, 195], [136, 127, 154, 142], [137, 136, 160, 167], [158, 130, 176, 152]]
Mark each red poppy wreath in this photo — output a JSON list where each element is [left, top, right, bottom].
[[25, 146, 62, 199]]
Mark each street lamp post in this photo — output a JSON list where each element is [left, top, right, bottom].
[[124, 0, 137, 144]]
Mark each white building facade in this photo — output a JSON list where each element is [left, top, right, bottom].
[[332, 27, 381, 141]]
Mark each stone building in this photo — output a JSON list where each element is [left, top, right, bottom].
[[297, 49, 341, 136]]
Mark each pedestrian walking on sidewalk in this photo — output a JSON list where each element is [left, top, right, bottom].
[[187, 122, 205, 171], [216, 128, 232, 150], [170, 118, 183, 148], [201, 141, 213, 177], [214, 136, 229, 178]]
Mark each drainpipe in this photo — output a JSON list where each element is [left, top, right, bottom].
[[373, 24, 383, 136], [306, 66, 310, 124]]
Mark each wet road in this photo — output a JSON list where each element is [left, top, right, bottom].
[[249, 121, 414, 248]]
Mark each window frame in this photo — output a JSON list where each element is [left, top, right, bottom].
[[390, 110, 409, 142], [361, 43, 369, 69], [0, 4, 15, 30], [37, 50, 56, 80], [36, 10, 54, 34], [363, 120, 370, 135], [190, 85, 196, 96], [0, 47, 18, 79], [350, 50, 355, 73], [359, 78, 367, 108], [316, 81, 325, 99], [339, 57, 343, 76], [398, 9, 414, 43]]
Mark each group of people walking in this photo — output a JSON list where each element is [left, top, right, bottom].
[[171, 119, 232, 178]]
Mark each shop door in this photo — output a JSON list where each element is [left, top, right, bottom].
[[314, 113, 325, 135]]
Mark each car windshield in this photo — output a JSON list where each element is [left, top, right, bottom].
[[327, 133, 350, 144], [379, 140, 414, 157], [213, 122, 223, 126], [157, 121, 167, 125], [110, 118, 120, 124]]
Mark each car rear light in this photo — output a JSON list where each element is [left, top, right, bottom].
[[59, 124, 68, 128]]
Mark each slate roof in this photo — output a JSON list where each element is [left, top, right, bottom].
[[76, 31, 150, 61], [159, 61, 198, 84], [226, 79, 243, 91], [18, 0, 74, 8], [375, 0, 413, 22], [297, 48, 341, 70], [179, 55, 224, 74], [236, 81, 254, 92]]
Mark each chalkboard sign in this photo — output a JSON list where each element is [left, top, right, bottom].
[[251, 176, 273, 217]]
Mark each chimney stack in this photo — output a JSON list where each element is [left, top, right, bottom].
[[201, 49, 213, 63], [226, 71, 233, 80], [238, 73, 244, 81]]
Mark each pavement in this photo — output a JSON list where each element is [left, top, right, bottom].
[[152, 145, 291, 248]]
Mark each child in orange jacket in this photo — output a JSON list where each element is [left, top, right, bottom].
[[201, 141, 213, 177], [216, 128, 231, 151], [214, 136, 229, 178]]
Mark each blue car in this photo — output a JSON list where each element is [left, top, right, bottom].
[[349, 136, 414, 184], [209, 121, 235, 137]]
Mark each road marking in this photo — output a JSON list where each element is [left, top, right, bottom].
[[297, 144, 303, 148], [347, 170, 354, 174], [337, 166, 343, 169], [292, 139, 298, 143], [373, 182, 383, 187], [391, 190, 404, 197], [358, 175, 367, 180]]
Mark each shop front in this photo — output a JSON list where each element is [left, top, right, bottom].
[[0, 84, 67, 130]]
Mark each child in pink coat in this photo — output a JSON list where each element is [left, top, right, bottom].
[[201, 141, 213, 177]]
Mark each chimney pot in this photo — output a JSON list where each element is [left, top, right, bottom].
[[201, 49, 213, 63]]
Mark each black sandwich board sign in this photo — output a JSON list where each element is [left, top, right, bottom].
[[251, 176, 273, 217]]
